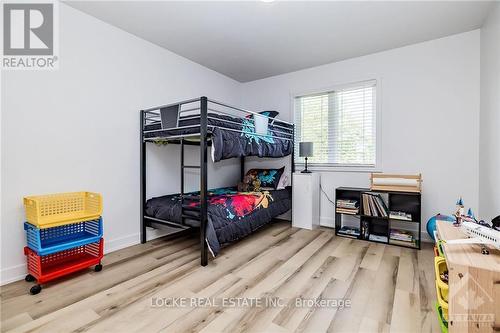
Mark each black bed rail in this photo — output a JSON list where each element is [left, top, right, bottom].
[[142, 97, 201, 113], [199, 97, 209, 265], [141, 98, 294, 143], [140, 96, 295, 267], [142, 98, 294, 125]]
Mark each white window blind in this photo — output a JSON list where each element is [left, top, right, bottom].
[[294, 80, 376, 167]]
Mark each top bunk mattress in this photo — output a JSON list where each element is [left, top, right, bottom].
[[144, 113, 294, 162]]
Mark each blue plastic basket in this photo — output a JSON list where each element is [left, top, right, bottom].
[[24, 217, 103, 255]]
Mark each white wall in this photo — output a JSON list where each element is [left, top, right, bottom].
[[479, 3, 500, 222], [0, 4, 241, 284], [241, 31, 481, 232]]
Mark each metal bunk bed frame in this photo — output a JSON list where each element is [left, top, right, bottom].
[[140, 96, 295, 266]]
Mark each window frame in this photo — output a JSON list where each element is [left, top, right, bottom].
[[291, 79, 382, 172]]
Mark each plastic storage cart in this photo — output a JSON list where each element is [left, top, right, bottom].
[[24, 218, 103, 255], [433, 249, 449, 330], [23, 191, 104, 295], [24, 192, 102, 228], [435, 302, 448, 333], [24, 239, 103, 294]]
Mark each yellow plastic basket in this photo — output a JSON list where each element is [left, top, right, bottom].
[[434, 256, 449, 295], [435, 280, 449, 317], [24, 192, 102, 228]]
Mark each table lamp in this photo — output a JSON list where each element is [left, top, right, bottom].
[[299, 142, 313, 173]]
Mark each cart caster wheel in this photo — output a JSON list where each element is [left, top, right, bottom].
[[94, 264, 103, 272], [30, 285, 42, 295], [25, 274, 36, 282]]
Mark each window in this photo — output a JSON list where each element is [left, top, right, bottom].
[[294, 80, 377, 168]]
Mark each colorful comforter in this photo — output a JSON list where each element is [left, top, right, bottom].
[[145, 187, 292, 256]]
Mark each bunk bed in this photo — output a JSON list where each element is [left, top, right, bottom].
[[140, 97, 295, 266]]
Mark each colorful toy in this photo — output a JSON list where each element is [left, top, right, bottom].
[[454, 197, 465, 225], [453, 198, 484, 226], [446, 221, 500, 254], [427, 214, 455, 241]]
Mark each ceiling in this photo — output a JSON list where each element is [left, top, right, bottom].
[[66, 1, 493, 82]]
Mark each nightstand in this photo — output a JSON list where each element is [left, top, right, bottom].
[[292, 172, 320, 230]]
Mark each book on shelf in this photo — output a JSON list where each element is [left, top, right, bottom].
[[337, 226, 360, 238], [362, 193, 389, 217], [336, 208, 359, 215], [368, 234, 388, 242], [389, 239, 418, 248], [390, 228, 414, 237], [390, 235, 413, 242], [389, 229, 416, 247], [336, 199, 358, 207], [361, 194, 373, 216], [389, 211, 412, 221], [362, 194, 374, 216], [336, 199, 359, 208], [336, 199, 359, 215], [376, 193, 389, 215], [337, 233, 359, 239], [369, 196, 378, 216], [374, 196, 388, 217]]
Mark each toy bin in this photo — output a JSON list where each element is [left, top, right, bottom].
[[436, 240, 445, 257], [435, 282, 449, 321], [24, 192, 102, 228], [435, 302, 448, 333], [434, 257, 449, 301], [433, 246, 439, 257], [24, 218, 103, 255], [24, 239, 103, 295]]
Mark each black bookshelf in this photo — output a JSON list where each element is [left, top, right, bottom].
[[335, 187, 422, 250]]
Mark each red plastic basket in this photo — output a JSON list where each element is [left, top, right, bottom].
[[24, 239, 103, 284]]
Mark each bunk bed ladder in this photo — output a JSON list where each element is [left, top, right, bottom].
[[180, 138, 202, 225], [180, 138, 186, 226], [178, 97, 209, 267]]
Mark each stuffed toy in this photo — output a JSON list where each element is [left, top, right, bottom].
[[238, 175, 261, 192]]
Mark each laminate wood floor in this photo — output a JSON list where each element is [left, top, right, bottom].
[[1, 222, 439, 333]]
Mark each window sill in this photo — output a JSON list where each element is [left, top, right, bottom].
[[295, 164, 381, 173]]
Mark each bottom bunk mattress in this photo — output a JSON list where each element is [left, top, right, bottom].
[[145, 187, 291, 256]]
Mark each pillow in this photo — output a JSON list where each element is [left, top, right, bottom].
[[276, 173, 289, 190], [259, 111, 279, 119], [245, 167, 285, 190], [245, 111, 280, 121]]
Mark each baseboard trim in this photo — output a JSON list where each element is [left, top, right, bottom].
[[320, 216, 335, 228], [0, 263, 27, 286], [105, 233, 140, 254], [420, 232, 433, 243]]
